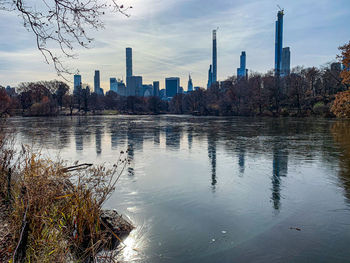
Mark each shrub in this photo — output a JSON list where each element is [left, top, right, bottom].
[[0, 121, 128, 262]]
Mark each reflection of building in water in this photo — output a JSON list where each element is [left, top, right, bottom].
[[207, 134, 217, 190], [237, 143, 246, 175], [271, 148, 288, 211], [153, 128, 160, 145], [165, 126, 181, 150], [187, 128, 193, 150], [75, 120, 84, 151], [110, 124, 127, 151], [95, 126, 103, 155]]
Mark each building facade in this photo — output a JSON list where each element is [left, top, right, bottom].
[[94, 70, 103, 95], [126, 47, 133, 87], [153, 81, 160, 96], [110, 78, 118, 93], [165, 77, 180, 98], [73, 74, 82, 94], [281, 47, 291, 76], [127, 76, 142, 96]]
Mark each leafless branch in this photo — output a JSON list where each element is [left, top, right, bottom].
[[0, 0, 131, 77]]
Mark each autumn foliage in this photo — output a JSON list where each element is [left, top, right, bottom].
[[331, 90, 350, 118], [339, 41, 350, 86]]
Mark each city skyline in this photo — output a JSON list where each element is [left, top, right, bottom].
[[1, 0, 349, 90]]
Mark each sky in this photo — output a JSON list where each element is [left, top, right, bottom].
[[0, 0, 350, 91]]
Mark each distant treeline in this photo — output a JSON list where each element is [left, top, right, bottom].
[[0, 64, 349, 118]]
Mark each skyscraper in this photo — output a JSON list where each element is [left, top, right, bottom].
[[275, 10, 284, 77], [207, 29, 218, 88], [94, 70, 101, 94], [188, 74, 193, 92], [281, 47, 291, 76], [110, 78, 118, 93], [165, 77, 180, 98], [126, 47, 133, 87], [237, 51, 247, 79], [153, 81, 160, 96], [207, 65, 213, 88], [127, 76, 142, 96], [212, 29, 217, 83], [73, 74, 81, 94]]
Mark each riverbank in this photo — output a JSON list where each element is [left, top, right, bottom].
[[0, 127, 133, 262]]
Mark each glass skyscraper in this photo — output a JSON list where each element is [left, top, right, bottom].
[[73, 74, 81, 94], [237, 51, 247, 79], [275, 10, 284, 77], [94, 70, 102, 94]]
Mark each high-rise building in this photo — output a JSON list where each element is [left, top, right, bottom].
[[237, 51, 247, 79], [275, 10, 284, 77], [212, 29, 217, 83], [126, 47, 133, 87], [127, 76, 142, 96], [94, 70, 102, 94], [142, 84, 153, 97], [188, 74, 193, 92], [281, 47, 291, 76], [165, 77, 180, 98], [110, 78, 118, 93], [207, 29, 218, 88], [153, 81, 160, 96], [207, 65, 213, 88], [73, 74, 82, 94]]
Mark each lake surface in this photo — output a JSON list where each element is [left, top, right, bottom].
[[6, 116, 350, 263]]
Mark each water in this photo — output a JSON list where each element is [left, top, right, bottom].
[[6, 115, 350, 262]]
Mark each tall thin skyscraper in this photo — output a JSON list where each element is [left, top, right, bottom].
[[94, 70, 101, 94], [281, 47, 291, 76], [188, 74, 193, 92], [126, 47, 133, 87], [207, 65, 213, 88], [275, 10, 284, 77], [212, 29, 217, 83], [237, 51, 247, 79]]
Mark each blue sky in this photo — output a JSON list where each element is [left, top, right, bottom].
[[0, 0, 349, 90]]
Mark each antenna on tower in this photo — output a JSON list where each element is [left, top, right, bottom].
[[277, 5, 284, 14]]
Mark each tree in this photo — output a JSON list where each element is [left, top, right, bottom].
[[338, 41, 350, 87], [0, 0, 131, 75], [331, 90, 350, 118], [0, 88, 11, 116]]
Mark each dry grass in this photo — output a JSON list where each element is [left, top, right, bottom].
[[0, 120, 129, 262]]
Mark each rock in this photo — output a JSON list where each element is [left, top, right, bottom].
[[100, 209, 134, 250]]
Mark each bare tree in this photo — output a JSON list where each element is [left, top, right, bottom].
[[0, 0, 131, 76]]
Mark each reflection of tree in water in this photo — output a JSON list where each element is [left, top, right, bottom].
[[331, 122, 350, 203], [271, 147, 288, 211], [207, 133, 217, 191]]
